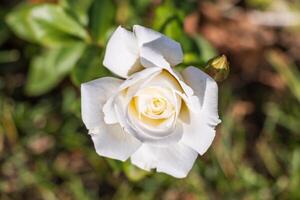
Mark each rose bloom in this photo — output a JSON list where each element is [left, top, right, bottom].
[[81, 25, 220, 178]]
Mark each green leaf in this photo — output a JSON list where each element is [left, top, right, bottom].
[[152, 0, 177, 30], [0, 50, 20, 63], [89, 0, 115, 45], [0, 8, 9, 46], [70, 45, 110, 85], [6, 3, 90, 47], [267, 50, 300, 103], [290, 149, 300, 198], [246, 0, 273, 10], [153, 1, 198, 67], [26, 42, 86, 96], [161, 18, 195, 52], [60, 0, 93, 26], [6, 4, 37, 42], [193, 35, 217, 63], [123, 162, 149, 182]]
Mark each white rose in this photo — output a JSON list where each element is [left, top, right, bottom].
[[81, 25, 221, 178]]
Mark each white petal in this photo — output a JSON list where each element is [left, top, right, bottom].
[[163, 67, 201, 113], [139, 45, 171, 69], [133, 25, 183, 67], [180, 66, 221, 155], [180, 114, 217, 155], [103, 26, 141, 78], [119, 67, 162, 91], [126, 113, 183, 145], [81, 77, 141, 161], [131, 142, 198, 178], [181, 66, 220, 124], [143, 69, 183, 93], [102, 95, 118, 124], [81, 77, 122, 129], [89, 127, 141, 161]]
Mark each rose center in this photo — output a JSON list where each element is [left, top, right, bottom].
[[146, 97, 167, 115]]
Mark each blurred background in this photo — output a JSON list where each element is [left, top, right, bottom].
[[1, 0, 300, 199]]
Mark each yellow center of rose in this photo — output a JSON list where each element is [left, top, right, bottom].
[[128, 88, 177, 127], [145, 97, 167, 116], [126, 70, 185, 128]]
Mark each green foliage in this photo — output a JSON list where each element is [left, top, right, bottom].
[[193, 35, 217, 64], [70, 45, 111, 85], [0, 8, 9, 46], [268, 50, 300, 102], [246, 0, 273, 10], [26, 42, 85, 96], [6, 3, 90, 47], [6, 4, 37, 42], [152, 0, 183, 30], [89, 0, 116, 45], [6, 1, 116, 96], [0, 50, 20, 63], [60, 0, 93, 26], [290, 149, 300, 198]]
